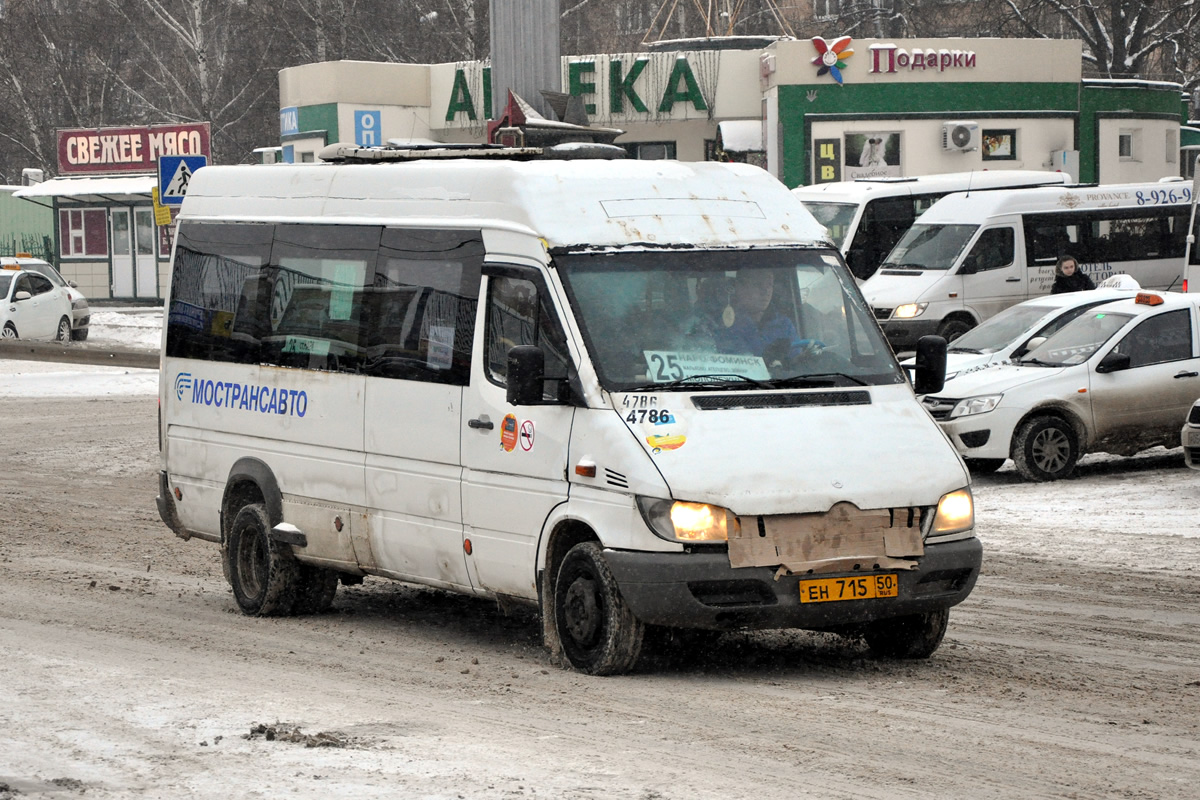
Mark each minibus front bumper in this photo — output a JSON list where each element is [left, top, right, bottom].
[[603, 537, 982, 631], [879, 318, 939, 351]]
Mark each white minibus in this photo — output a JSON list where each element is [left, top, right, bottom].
[[792, 171, 1069, 281], [156, 143, 980, 675], [863, 181, 1192, 351]]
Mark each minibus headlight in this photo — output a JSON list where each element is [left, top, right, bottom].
[[932, 488, 974, 535], [893, 303, 928, 319], [949, 394, 1002, 418], [637, 497, 740, 542]]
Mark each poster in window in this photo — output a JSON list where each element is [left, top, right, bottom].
[[844, 132, 901, 179], [813, 139, 841, 184], [982, 130, 1016, 161]]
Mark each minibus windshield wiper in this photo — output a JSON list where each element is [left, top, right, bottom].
[[948, 346, 983, 354], [767, 372, 869, 387], [623, 373, 773, 391], [880, 262, 928, 271]]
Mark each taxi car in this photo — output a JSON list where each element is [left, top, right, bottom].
[[899, 276, 1140, 382], [0, 263, 74, 342], [1, 255, 90, 340], [1183, 399, 1200, 469], [921, 291, 1200, 480]]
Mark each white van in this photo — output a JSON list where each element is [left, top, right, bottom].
[[155, 144, 980, 675], [792, 171, 1069, 282], [863, 181, 1193, 351]]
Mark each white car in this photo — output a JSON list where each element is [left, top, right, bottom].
[[0, 264, 74, 342], [1, 255, 90, 340], [1183, 400, 1200, 469], [900, 277, 1141, 381], [922, 291, 1200, 480]]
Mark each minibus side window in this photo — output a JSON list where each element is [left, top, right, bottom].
[[962, 228, 1015, 272], [485, 273, 571, 397], [366, 228, 483, 385]]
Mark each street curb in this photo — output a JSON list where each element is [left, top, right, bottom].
[[0, 340, 159, 369]]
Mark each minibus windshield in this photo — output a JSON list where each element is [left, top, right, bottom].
[[881, 223, 977, 271], [799, 202, 857, 249], [557, 248, 906, 392], [1019, 310, 1133, 367]]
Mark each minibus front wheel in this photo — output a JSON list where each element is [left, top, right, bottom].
[[227, 502, 300, 616], [553, 542, 645, 676]]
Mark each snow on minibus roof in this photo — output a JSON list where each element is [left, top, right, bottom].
[[912, 180, 1192, 225], [791, 170, 1068, 203], [178, 159, 831, 251]]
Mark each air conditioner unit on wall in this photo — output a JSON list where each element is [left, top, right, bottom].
[[942, 121, 980, 152]]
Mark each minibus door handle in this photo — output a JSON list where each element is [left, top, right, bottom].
[[468, 416, 494, 430], [1005, 277, 1021, 282]]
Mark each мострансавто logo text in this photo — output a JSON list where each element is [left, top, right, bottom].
[[175, 372, 308, 417]]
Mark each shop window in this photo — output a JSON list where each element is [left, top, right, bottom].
[[59, 208, 109, 258]]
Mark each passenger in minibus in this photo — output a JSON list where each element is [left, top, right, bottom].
[[1051, 255, 1096, 294]]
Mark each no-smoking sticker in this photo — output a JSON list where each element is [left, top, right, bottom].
[[519, 420, 535, 451]]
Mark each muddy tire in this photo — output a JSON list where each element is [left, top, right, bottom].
[[1012, 416, 1078, 482], [56, 316, 71, 343], [293, 564, 339, 615], [864, 608, 949, 659], [553, 542, 644, 675], [937, 318, 974, 343], [964, 458, 1005, 475], [226, 502, 299, 616]]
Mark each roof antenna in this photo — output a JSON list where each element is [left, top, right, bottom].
[[965, 169, 976, 198]]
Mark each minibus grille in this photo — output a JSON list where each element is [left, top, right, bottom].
[[921, 396, 958, 421], [691, 391, 870, 410], [873, 307, 893, 321]]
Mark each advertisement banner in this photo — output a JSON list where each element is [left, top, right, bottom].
[[57, 123, 212, 175]]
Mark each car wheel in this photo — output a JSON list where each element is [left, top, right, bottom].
[[56, 316, 71, 343], [1, 323, 16, 339], [964, 458, 1005, 475], [70, 327, 88, 341], [225, 502, 300, 616], [863, 608, 949, 659], [553, 541, 644, 675], [1012, 416, 1079, 482], [936, 318, 974, 343], [292, 563, 339, 615]]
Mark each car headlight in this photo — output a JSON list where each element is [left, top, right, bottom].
[[949, 394, 1002, 418], [893, 302, 928, 319], [931, 488, 974, 535], [637, 496, 740, 543]]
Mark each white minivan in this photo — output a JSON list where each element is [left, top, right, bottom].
[[156, 143, 980, 674], [864, 181, 1192, 351], [792, 171, 1068, 282]]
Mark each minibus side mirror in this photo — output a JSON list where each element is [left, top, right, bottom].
[[1095, 350, 1131, 374], [913, 334, 948, 395], [506, 345, 545, 405]]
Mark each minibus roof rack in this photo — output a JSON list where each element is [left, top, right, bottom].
[[319, 141, 628, 164]]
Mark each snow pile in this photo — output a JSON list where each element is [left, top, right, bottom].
[[86, 308, 163, 350]]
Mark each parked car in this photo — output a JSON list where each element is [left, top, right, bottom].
[[899, 275, 1142, 382], [921, 291, 1200, 480], [1183, 399, 1200, 469], [0, 264, 74, 342], [2, 255, 90, 340]]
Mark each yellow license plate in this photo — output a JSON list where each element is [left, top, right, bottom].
[[799, 574, 899, 604]]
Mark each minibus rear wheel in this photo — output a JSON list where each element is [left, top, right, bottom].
[[553, 542, 644, 675], [227, 502, 300, 616], [863, 608, 949, 659]]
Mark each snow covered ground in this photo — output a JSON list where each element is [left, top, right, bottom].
[[0, 307, 161, 398]]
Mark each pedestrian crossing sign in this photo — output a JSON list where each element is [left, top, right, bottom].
[[157, 155, 207, 206]]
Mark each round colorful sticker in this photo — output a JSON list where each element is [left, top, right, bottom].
[[500, 413, 518, 452]]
